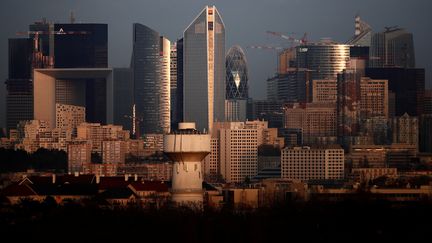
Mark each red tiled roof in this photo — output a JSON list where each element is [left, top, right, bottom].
[[129, 181, 169, 192], [1, 183, 37, 197]]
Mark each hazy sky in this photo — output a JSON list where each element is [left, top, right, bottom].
[[1, 0, 431, 127]]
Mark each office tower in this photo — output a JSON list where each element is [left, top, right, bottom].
[[419, 115, 432, 153], [370, 27, 415, 68], [55, 103, 85, 136], [424, 90, 432, 114], [390, 113, 418, 150], [164, 122, 211, 204], [336, 70, 361, 148], [173, 38, 184, 128], [225, 45, 248, 121], [53, 23, 108, 68], [208, 121, 283, 182], [131, 24, 171, 135], [312, 79, 337, 103], [296, 41, 350, 80], [388, 91, 396, 118], [359, 77, 388, 119], [5, 39, 33, 131], [283, 103, 337, 145], [346, 15, 372, 47], [113, 68, 133, 132], [281, 146, 344, 181], [267, 72, 303, 102], [277, 48, 296, 74], [247, 100, 284, 128], [359, 116, 389, 145], [219, 123, 258, 183], [226, 45, 248, 100], [365, 68, 425, 116], [183, 6, 225, 132], [170, 42, 178, 128]]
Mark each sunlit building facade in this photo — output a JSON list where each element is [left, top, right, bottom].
[[183, 6, 225, 132]]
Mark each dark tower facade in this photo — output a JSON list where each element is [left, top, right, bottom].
[[131, 23, 171, 135]]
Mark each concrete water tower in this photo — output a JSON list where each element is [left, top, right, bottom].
[[163, 122, 210, 204]]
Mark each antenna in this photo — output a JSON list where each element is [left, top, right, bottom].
[[70, 11, 76, 24]]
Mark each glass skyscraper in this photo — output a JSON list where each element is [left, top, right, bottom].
[[183, 6, 225, 132], [131, 24, 170, 135]]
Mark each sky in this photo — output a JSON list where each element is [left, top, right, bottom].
[[0, 0, 431, 128]]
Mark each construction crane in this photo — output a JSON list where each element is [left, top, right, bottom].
[[124, 104, 144, 139], [266, 31, 308, 45], [246, 45, 284, 51]]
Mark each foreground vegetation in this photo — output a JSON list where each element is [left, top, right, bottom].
[[0, 198, 431, 242]]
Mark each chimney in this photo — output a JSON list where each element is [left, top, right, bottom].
[[125, 174, 129, 181], [134, 174, 138, 181], [96, 174, 100, 184], [52, 174, 56, 184]]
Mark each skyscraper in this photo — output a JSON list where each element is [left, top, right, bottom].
[[131, 24, 171, 135], [370, 27, 415, 68], [5, 38, 34, 131], [183, 6, 225, 132], [365, 67, 425, 116], [53, 23, 108, 68], [225, 45, 248, 121], [113, 68, 133, 132]]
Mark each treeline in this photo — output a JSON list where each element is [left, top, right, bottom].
[[0, 148, 67, 173], [0, 199, 431, 241]]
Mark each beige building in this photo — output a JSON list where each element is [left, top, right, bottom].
[[68, 141, 91, 174], [220, 127, 258, 183], [102, 140, 127, 164], [77, 123, 129, 153], [312, 79, 337, 103], [55, 103, 85, 136], [390, 113, 418, 149], [281, 146, 344, 181], [359, 77, 388, 119], [283, 103, 337, 144], [207, 121, 284, 183]]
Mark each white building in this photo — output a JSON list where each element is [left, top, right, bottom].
[[281, 146, 344, 181]]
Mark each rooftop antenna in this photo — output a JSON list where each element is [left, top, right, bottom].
[[70, 11, 76, 24]]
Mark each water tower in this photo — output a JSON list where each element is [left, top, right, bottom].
[[163, 122, 210, 204]]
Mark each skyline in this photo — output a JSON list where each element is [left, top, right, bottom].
[[0, 0, 431, 128]]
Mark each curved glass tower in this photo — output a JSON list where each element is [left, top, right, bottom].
[[132, 24, 170, 135], [226, 45, 248, 99], [183, 6, 225, 133]]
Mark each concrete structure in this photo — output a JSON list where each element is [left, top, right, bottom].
[[183, 6, 225, 133], [68, 141, 92, 174], [283, 103, 337, 144], [219, 125, 259, 183], [281, 146, 344, 181], [55, 103, 85, 135], [163, 122, 210, 204], [102, 140, 127, 164], [33, 68, 113, 129], [390, 113, 418, 149], [77, 123, 129, 154], [312, 79, 337, 103], [359, 77, 388, 119]]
